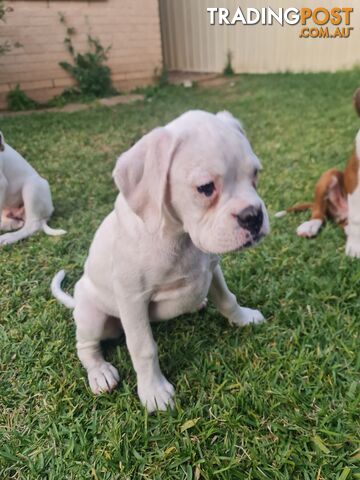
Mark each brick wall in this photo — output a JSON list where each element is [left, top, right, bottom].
[[0, 0, 163, 109]]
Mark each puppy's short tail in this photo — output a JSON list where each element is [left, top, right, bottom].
[[42, 221, 67, 236], [275, 202, 313, 218], [51, 270, 75, 309]]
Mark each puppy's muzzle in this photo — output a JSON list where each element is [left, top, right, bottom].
[[236, 206, 263, 236]]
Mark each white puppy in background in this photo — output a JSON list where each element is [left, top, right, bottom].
[[0, 132, 66, 245], [51, 110, 270, 412]]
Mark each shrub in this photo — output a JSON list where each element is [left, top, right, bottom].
[[223, 50, 235, 76], [6, 85, 39, 111], [59, 14, 117, 98], [154, 66, 169, 87], [45, 88, 95, 108]]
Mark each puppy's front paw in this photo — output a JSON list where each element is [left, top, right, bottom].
[[88, 362, 120, 394], [345, 238, 360, 258], [296, 219, 322, 238], [138, 374, 175, 413], [229, 306, 265, 327]]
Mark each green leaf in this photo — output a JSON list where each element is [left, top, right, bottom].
[[180, 418, 200, 433], [338, 467, 351, 480], [312, 435, 330, 454]]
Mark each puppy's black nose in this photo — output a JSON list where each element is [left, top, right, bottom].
[[237, 206, 263, 236]]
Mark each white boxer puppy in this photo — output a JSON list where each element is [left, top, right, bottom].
[[51, 110, 270, 412], [0, 132, 66, 245]]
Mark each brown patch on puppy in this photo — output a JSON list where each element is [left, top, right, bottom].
[[326, 172, 348, 225], [311, 168, 347, 224], [279, 169, 348, 226], [281, 202, 312, 213]]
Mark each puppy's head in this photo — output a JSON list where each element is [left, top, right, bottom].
[[167, 110, 269, 253], [0, 132, 5, 152], [113, 110, 269, 254]]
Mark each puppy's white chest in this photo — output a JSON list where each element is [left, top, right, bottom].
[[151, 250, 218, 311]]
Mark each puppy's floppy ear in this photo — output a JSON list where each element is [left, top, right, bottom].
[[113, 127, 177, 232], [0, 132, 5, 152], [216, 111, 245, 134]]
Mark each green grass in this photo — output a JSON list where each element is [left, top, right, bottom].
[[1, 70, 360, 479]]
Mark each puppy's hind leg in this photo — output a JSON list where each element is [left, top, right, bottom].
[[0, 220, 40, 245], [346, 183, 360, 258], [0, 215, 24, 232], [296, 169, 340, 238], [0, 220, 41, 245], [1, 207, 25, 232], [0, 178, 60, 245], [31, 177, 66, 236], [74, 286, 120, 394], [25, 177, 65, 235], [344, 146, 360, 257], [209, 265, 265, 327]]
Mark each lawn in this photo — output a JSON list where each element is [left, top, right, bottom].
[[1, 70, 359, 480]]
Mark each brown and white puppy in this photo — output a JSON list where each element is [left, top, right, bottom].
[[275, 88, 360, 257]]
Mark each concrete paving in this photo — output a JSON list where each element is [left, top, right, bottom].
[[0, 94, 145, 117]]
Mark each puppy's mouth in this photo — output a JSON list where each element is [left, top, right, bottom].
[[236, 232, 265, 251], [191, 224, 268, 255]]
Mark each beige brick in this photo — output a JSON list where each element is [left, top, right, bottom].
[[4, 62, 64, 75], [0, 52, 66, 66], [125, 71, 155, 80], [112, 73, 127, 82], [17, 80, 53, 91], [0, 84, 10, 93], [114, 76, 155, 92], [4, 69, 63, 83], [53, 77, 75, 88], [26, 86, 64, 104]]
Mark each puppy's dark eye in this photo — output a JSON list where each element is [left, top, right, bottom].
[[197, 182, 215, 197]]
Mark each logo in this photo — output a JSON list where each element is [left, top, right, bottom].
[[207, 7, 354, 39]]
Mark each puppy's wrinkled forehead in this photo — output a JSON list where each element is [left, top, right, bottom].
[[166, 110, 261, 177]]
